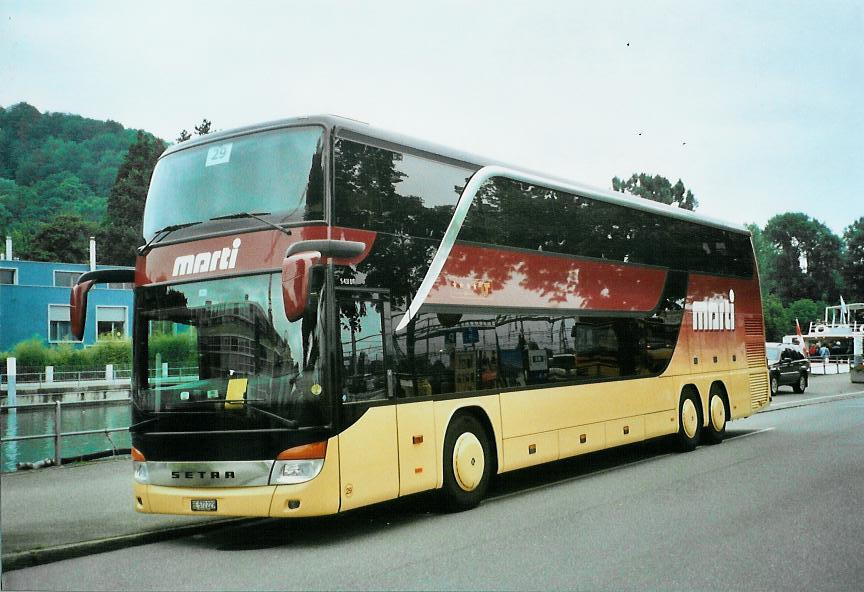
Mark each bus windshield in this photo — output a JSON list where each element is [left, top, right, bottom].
[[133, 274, 328, 429], [143, 126, 325, 241]]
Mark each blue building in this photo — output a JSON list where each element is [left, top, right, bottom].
[[0, 246, 134, 352]]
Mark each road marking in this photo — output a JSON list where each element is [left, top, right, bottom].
[[728, 426, 775, 440], [767, 390, 864, 412]]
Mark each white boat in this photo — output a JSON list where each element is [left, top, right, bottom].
[[782, 302, 864, 375]]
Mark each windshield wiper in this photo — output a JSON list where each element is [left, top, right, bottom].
[[209, 211, 292, 237], [138, 221, 203, 255]]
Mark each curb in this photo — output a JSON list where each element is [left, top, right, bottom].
[[2, 517, 250, 573], [761, 390, 864, 414]]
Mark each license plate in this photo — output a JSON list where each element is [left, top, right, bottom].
[[191, 499, 217, 512]]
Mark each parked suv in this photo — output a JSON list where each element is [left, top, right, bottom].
[[766, 343, 810, 395]]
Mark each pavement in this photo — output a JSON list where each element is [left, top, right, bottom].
[[0, 456, 245, 572], [1, 372, 862, 575]]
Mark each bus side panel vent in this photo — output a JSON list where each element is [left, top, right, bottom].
[[744, 317, 763, 337], [749, 372, 769, 409], [745, 342, 766, 368]]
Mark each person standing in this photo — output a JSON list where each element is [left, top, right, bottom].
[[818, 343, 830, 364]]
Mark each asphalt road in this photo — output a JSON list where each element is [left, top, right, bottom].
[[4, 374, 863, 591]]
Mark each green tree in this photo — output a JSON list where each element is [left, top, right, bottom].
[[763, 213, 843, 304], [98, 131, 166, 264], [746, 222, 777, 294], [176, 118, 212, 143], [23, 213, 97, 263], [787, 298, 827, 332], [194, 118, 212, 136], [841, 217, 864, 302], [762, 293, 788, 342], [612, 173, 698, 210]]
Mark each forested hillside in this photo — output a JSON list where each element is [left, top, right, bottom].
[[0, 102, 165, 264]]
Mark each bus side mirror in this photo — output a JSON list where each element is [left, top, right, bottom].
[[69, 268, 136, 340], [70, 280, 95, 341], [281, 239, 367, 322], [282, 251, 322, 322]]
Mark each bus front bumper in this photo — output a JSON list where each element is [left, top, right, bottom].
[[133, 440, 341, 518]]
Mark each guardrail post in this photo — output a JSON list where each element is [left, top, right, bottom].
[[46, 365, 54, 384], [54, 400, 62, 466], [6, 357, 15, 408], [105, 363, 114, 381], [855, 336, 863, 367], [6, 357, 18, 465]]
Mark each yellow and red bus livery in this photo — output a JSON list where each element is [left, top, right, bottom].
[[70, 117, 769, 517]]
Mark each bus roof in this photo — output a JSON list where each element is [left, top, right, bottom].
[[161, 115, 750, 236]]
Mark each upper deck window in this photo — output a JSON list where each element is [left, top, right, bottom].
[[143, 126, 325, 241], [334, 138, 476, 241], [460, 177, 754, 278]]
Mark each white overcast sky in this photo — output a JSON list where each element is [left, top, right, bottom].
[[1, 0, 861, 235]]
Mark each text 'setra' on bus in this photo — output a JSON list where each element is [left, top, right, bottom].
[[70, 116, 769, 517]]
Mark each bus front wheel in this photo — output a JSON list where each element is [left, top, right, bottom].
[[441, 414, 492, 511], [676, 392, 702, 452]]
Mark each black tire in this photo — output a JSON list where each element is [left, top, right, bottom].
[[675, 392, 702, 452], [703, 392, 727, 445], [769, 374, 779, 396], [792, 374, 807, 394], [441, 414, 492, 511]]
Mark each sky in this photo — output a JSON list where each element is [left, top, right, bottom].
[[1, 0, 861, 236]]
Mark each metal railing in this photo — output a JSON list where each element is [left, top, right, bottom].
[[1, 370, 132, 388], [808, 319, 864, 335], [1, 366, 198, 390], [1, 399, 131, 467], [805, 354, 854, 374]]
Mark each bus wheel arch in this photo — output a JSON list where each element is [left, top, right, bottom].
[[703, 381, 729, 445], [676, 385, 702, 452], [440, 408, 496, 511]]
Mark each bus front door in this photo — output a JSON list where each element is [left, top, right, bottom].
[[335, 290, 399, 511]]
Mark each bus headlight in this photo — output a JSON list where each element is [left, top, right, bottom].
[[133, 461, 149, 484], [270, 459, 324, 484], [269, 441, 327, 485]]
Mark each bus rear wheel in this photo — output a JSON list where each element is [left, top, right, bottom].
[[675, 392, 701, 452], [441, 414, 492, 511], [703, 393, 727, 445]]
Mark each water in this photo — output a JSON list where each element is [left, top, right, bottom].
[[1, 402, 131, 472]]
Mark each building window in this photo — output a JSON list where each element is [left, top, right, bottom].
[[96, 306, 127, 339], [105, 282, 134, 290], [0, 268, 16, 285], [48, 304, 79, 342], [54, 270, 82, 287]]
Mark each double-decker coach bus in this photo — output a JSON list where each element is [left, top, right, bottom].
[[70, 116, 769, 517]]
